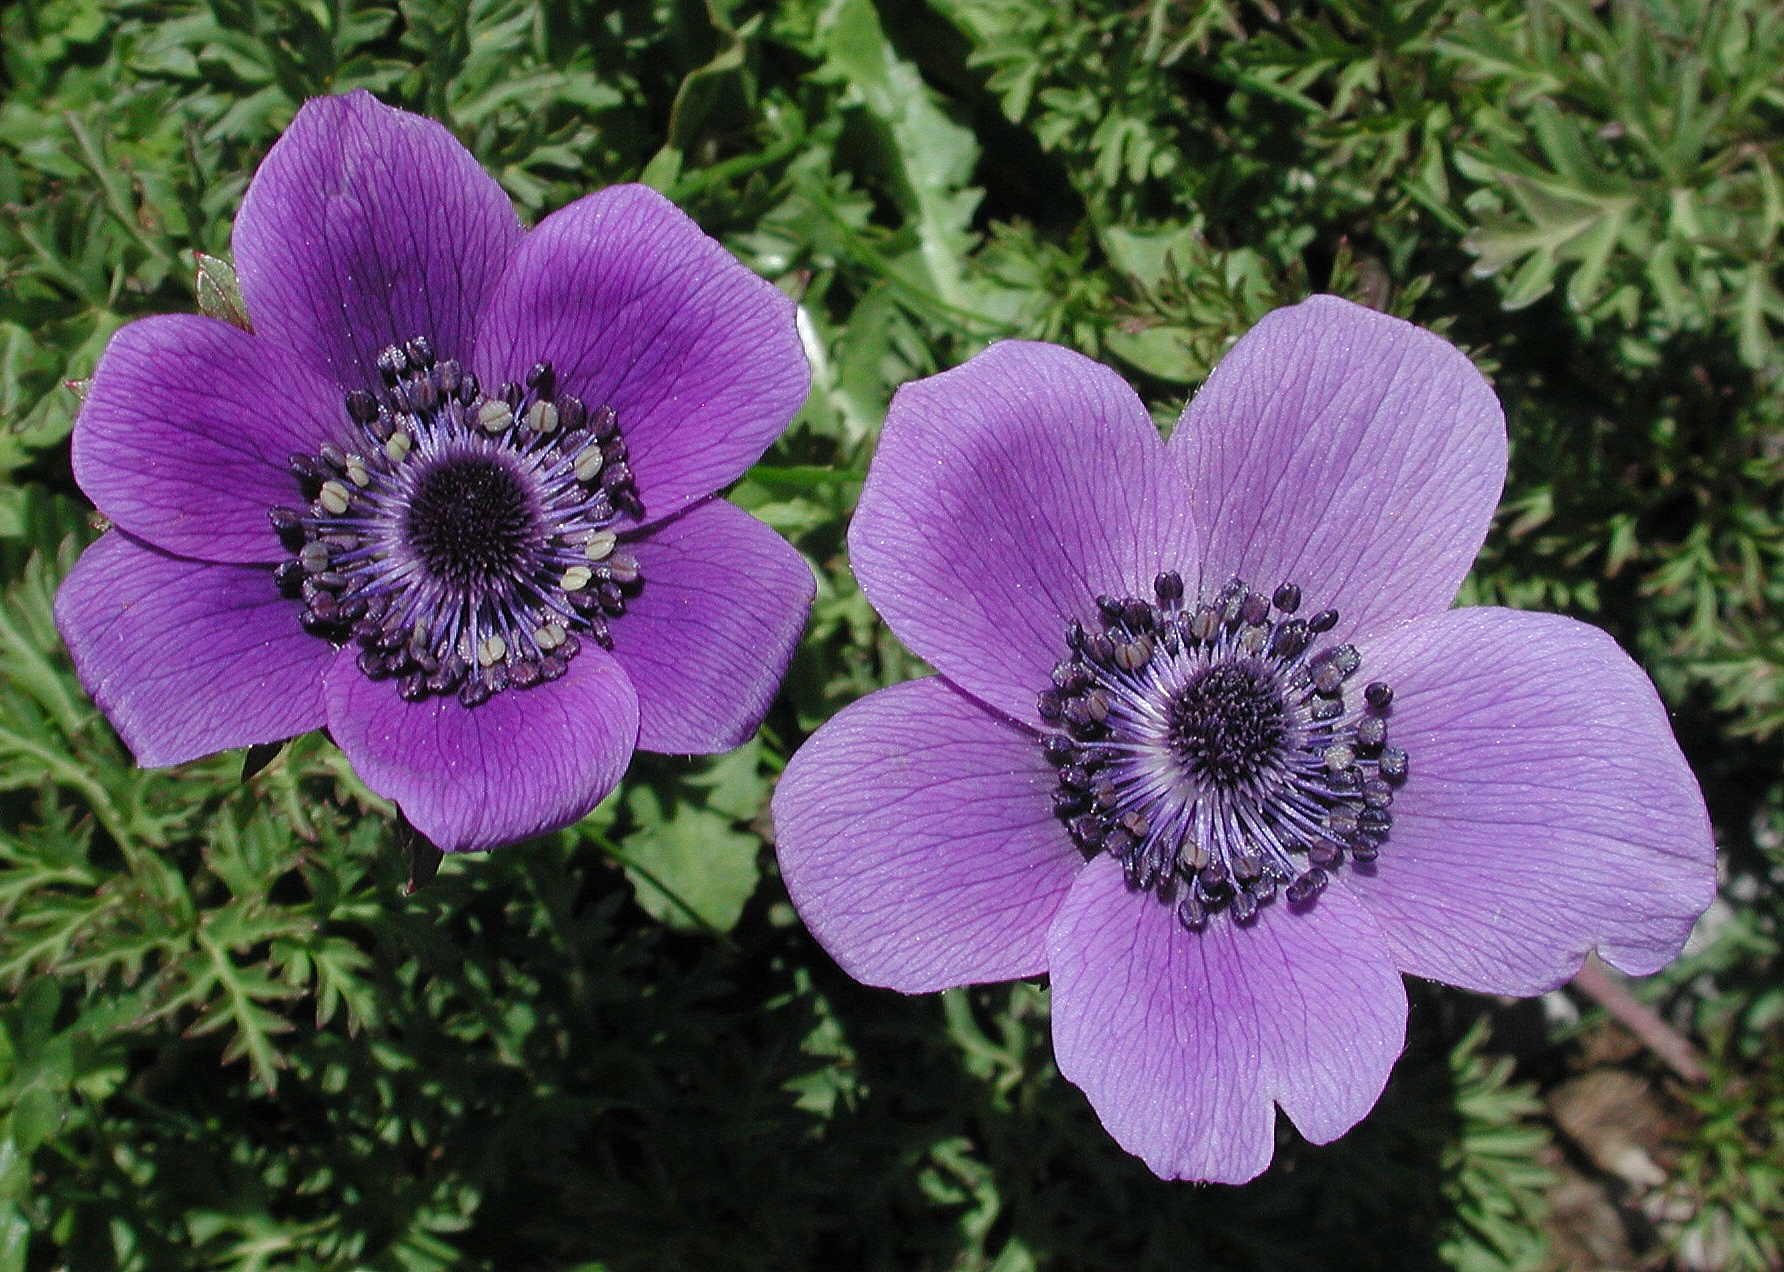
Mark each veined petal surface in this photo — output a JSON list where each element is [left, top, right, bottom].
[[1352, 606, 1714, 994], [72, 315, 347, 564], [773, 677, 1083, 992], [1049, 857, 1406, 1184], [608, 498, 814, 754], [324, 643, 639, 852], [234, 90, 524, 390], [54, 532, 331, 766], [1169, 296, 1505, 644], [849, 341, 1200, 728], [473, 185, 809, 529]]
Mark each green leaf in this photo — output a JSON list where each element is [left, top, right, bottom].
[[682, 736, 769, 821], [616, 786, 761, 934], [814, 0, 983, 312], [1099, 224, 1203, 293], [193, 252, 251, 331], [0, 1202, 28, 1272], [5, 1088, 59, 1154], [642, 2, 763, 194], [1104, 323, 1203, 384]]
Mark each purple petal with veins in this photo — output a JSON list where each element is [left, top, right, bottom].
[[58, 91, 811, 851], [772, 295, 1714, 1184]]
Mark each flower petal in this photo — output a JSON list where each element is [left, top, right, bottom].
[[606, 499, 813, 754], [772, 677, 1083, 992], [1047, 857, 1407, 1183], [324, 645, 639, 852], [325, 646, 639, 852], [1352, 607, 1715, 995], [849, 341, 1201, 728], [233, 90, 524, 390], [1167, 296, 1506, 643], [472, 185, 808, 527], [53, 532, 330, 766], [70, 315, 347, 564]]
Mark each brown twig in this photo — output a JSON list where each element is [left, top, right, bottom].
[[1570, 956, 1706, 1084]]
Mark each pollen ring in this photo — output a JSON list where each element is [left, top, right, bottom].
[[1038, 575, 1407, 930], [269, 339, 645, 707]]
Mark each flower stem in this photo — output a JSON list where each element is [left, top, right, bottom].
[[1571, 956, 1705, 1084]]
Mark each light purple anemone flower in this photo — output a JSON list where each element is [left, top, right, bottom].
[[54, 91, 814, 852], [771, 296, 1715, 1183]]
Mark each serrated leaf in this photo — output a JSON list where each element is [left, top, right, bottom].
[[1495, 243, 1560, 310]]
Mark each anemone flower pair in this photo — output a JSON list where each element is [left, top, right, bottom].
[[772, 296, 1715, 1183], [55, 92, 813, 852]]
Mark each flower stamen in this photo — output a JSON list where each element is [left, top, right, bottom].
[[271, 339, 646, 707], [1039, 575, 1408, 930]]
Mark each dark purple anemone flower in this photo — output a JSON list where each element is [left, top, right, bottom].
[[55, 92, 814, 852], [771, 296, 1714, 1183]]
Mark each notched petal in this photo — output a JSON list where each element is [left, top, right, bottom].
[[234, 90, 524, 389], [1048, 859, 1405, 1183], [1353, 607, 1715, 995], [324, 642, 640, 852]]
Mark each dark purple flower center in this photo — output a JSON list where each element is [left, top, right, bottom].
[[1038, 574, 1407, 931], [270, 338, 645, 708], [1167, 662, 1287, 788], [404, 454, 537, 587]]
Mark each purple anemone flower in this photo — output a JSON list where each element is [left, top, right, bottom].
[[55, 91, 814, 852], [771, 296, 1715, 1183]]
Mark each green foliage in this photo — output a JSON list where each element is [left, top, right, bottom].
[[3, 0, 1783, 1265], [1437, 1021, 1553, 1272], [1447, 0, 1784, 369]]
